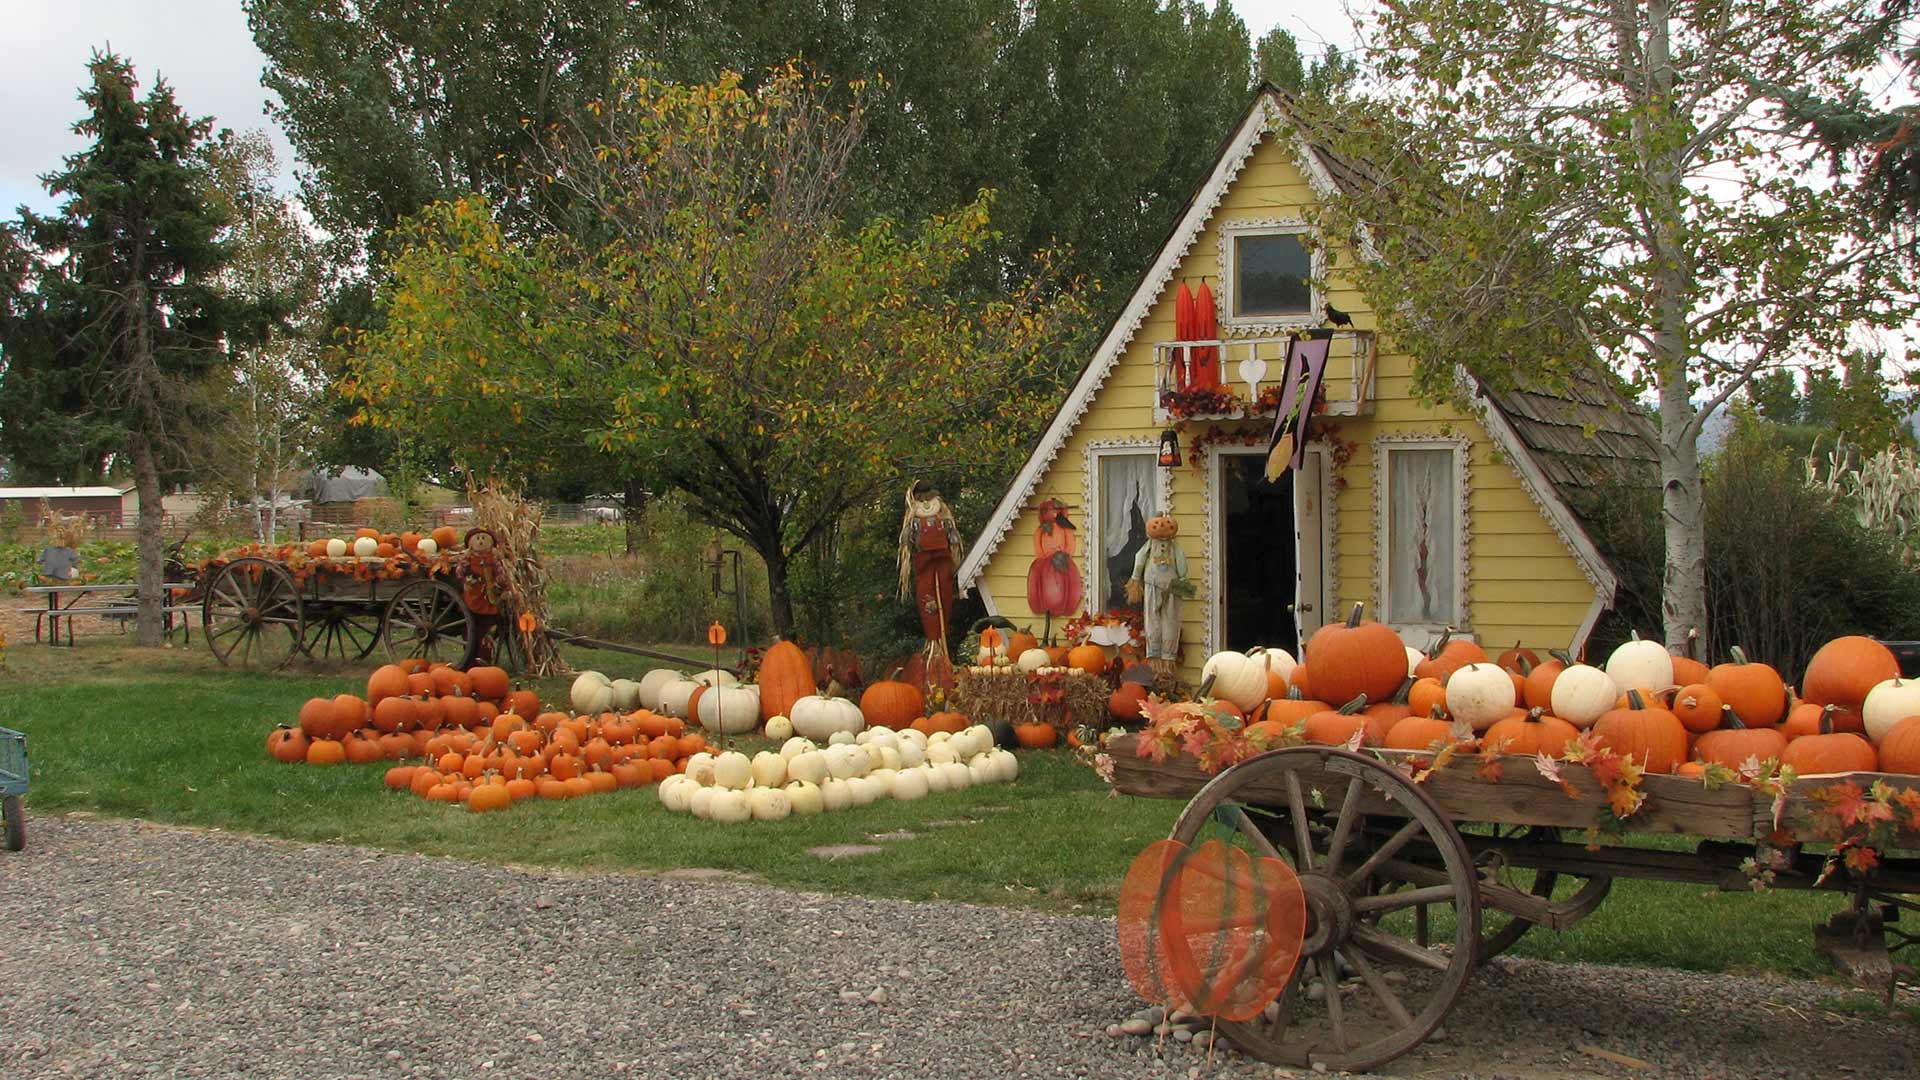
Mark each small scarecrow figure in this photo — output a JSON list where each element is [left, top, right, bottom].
[[457, 527, 503, 664], [1124, 513, 1192, 675], [1024, 498, 1082, 643], [898, 480, 967, 665]]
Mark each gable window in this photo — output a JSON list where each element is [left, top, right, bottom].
[[1234, 233, 1312, 317], [1091, 450, 1159, 613], [1375, 438, 1469, 631]]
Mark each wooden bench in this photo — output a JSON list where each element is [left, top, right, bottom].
[[22, 586, 197, 646]]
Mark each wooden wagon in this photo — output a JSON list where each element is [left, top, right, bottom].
[[1106, 736, 1920, 1072], [198, 553, 486, 669]]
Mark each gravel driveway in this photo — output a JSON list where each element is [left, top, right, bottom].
[[2, 815, 1913, 1079]]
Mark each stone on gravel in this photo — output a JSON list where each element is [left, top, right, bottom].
[[806, 843, 885, 859], [1119, 1018, 1153, 1036]]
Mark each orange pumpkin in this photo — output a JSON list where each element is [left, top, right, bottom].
[[507, 690, 540, 721], [1304, 603, 1408, 706], [860, 672, 926, 729], [1007, 629, 1040, 659], [1496, 642, 1540, 673], [305, 738, 346, 766], [1694, 707, 1788, 770], [1781, 711, 1879, 775], [467, 665, 511, 702], [1669, 684, 1723, 734], [1066, 644, 1109, 675], [912, 711, 970, 735], [1108, 683, 1151, 723], [1877, 715, 1920, 775], [326, 695, 368, 740], [266, 724, 309, 763], [1590, 690, 1687, 774], [1800, 635, 1899, 725], [431, 526, 459, 550], [1413, 629, 1488, 684], [1706, 646, 1788, 729], [367, 664, 411, 704], [1782, 702, 1863, 738], [1407, 677, 1448, 719], [1303, 696, 1388, 747], [1522, 652, 1569, 711], [371, 695, 418, 734], [757, 639, 816, 722], [1013, 721, 1059, 749], [297, 697, 336, 740], [1383, 710, 1456, 752], [1483, 708, 1578, 758]]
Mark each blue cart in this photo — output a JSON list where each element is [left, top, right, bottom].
[[1, 726, 26, 851]]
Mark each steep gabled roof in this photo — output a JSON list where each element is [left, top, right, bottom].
[[958, 85, 1654, 605]]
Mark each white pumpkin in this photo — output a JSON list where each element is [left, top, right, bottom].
[[684, 751, 717, 786], [688, 785, 717, 819], [658, 774, 696, 812], [787, 750, 829, 786], [820, 777, 853, 812], [572, 671, 616, 715], [790, 695, 866, 740], [938, 761, 973, 790], [352, 536, 379, 557], [845, 775, 881, 806], [1252, 646, 1299, 685], [1863, 677, 1920, 743], [710, 751, 753, 790], [764, 714, 793, 741], [897, 740, 926, 769], [610, 678, 642, 710], [785, 780, 824, 815], [994, 748, 1021, 782], [750, 751, 788, 789], [1202, 650, 1271, 710], [877, 745, 902, 771], [324, 537, 348, 558], [708, 788, 752, 823], [1016, 648, 1052, 672], [892, 768, 930, 801], [780, 736, 817, 760], [967, 754, 995, 786], [864, 730, 900, 752], [748, 787, 791, 821], [896, 728, 928, 751], [826, 729, 858, 746], [1605, 636, 1674, 694], [691, 668, 740, 688], [923, 762, 952, 792], [1551, 664, 1619, 729], [867, 767, 898, 788], [927, 741, 961, 766], [697, 684, 761, 734], [1405, 646, 1425, 678], [637, 669, 683, 711], [415, 537, 439, 558], [825, 744, 868, 780], [657, 678, 703, 719], [1446, 663, 1517, 732]]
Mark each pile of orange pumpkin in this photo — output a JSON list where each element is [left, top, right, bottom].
[[1193, 604, 1920, 778], [265, 659, 709, 812], [211, 527, 466, 587]]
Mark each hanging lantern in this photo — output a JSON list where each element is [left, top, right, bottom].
[[1157, 428, 1181, 468]]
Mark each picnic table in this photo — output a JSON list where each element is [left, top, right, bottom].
[[23, 583, 195, 646]]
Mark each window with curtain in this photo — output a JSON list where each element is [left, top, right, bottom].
[[1233, 232, 1312, 317], [1383, 446, 1461, 627], [1097, 453, 1157, 612]]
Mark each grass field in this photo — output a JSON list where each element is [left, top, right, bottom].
[[0, 638, 1870, 979]]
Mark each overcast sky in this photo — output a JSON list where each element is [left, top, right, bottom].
[[1, 1, 1361, 218]]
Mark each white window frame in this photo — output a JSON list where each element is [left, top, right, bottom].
[[1372, 434, 1472, 639], [1216, 217, 1322, 334], [1082, 441, 1170, 614]]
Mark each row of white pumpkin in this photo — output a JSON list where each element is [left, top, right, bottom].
[[573, 667, 868, 739], [658, 725, 1018, 822]]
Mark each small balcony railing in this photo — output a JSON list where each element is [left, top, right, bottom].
[[1152, 331, 1375, 423]]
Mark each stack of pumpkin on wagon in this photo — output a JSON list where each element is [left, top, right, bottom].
[[1156, 604, 1920, 779]]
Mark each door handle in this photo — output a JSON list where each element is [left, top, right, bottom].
[[1297, 604, 1314, 613]]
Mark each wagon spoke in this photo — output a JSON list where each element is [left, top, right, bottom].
[[1319, 955, 1346, 1051], [1230, 805, 1285, 862], [1345, 820, 1423, 887], [1352, 884, 1458, 915], [1284, 772, 1314, 870], [1351, 925, 1450, 972], [1322, 779, 1365, 869], [1340, 947, 1414, 1028]]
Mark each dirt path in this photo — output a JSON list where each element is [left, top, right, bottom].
[[1, 815, 1913, 1079]]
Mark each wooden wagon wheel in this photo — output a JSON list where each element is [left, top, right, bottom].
[[201, 557, 304, 669], [1464, 824, 1612, 959], [1169, 747, 1479, 1073], [382, 578, 476, 666], [299, 600, 384, 665]]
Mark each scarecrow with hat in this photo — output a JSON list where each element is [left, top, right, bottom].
[[1025, 498, 1082, 644], [898, 480, 967, 664]]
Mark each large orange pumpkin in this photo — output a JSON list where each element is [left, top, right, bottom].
[[1014, 721, 1059, 749], [1706, 646, 1788, 729], [1303, 696, 1390, 747], [1591, 690, 1687, 774], [756, 639, 815, 722], [1066, 644, 1109, 675], [506, 689, 540, 721], [371, 695, 418, 734], [860, 672, 926, 728], [1800, 635, 1899, 725], [1414, 629, 1488, 684], [1781, 713, 1879, 775], [297, 697, 335, 739], [1877, 715, 1920, 775], [325, 695, 368, 740], [1109, 683, 1151, 723], [1304, 604, 1407, 707], [468, 665, 511, 702], [1483, 708, 1578, 758], [1693, 708, 1788, 770], [431, 526, 459, 550], [1383, 710, 1456, 751], [367, 664, 410, 704]]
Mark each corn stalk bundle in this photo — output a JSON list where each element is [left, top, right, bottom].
[[468, 484, 567, 676], [1806, 438, 1920, 564]]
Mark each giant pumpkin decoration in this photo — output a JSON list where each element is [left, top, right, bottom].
[[756, 640, 815, 723], [1303, 604, 1407, 707]]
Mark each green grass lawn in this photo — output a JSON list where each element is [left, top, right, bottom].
[[0, 638, 1865, 978]]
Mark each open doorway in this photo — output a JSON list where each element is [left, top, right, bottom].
[[1220, 451, 1298, 653]]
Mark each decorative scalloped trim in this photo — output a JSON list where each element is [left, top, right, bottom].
[[955, 104, 1277, 588], [1081, 439, 1166, 612], [1371, 432, 1474, 641], [1213, 216, 1323, 337]]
